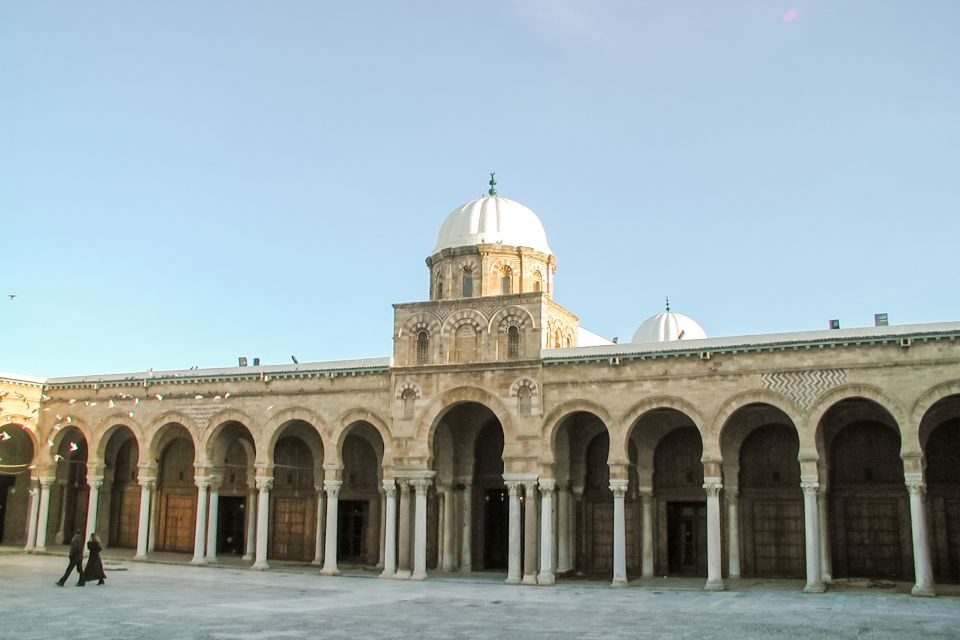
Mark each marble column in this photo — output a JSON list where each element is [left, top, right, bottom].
[[538, 479, 556, 585], [191, 477, 210, 565], [704, 481, 725, 591], [35, 478, 54, 551], [205, 479, 221, 562], [640, 491, 654, 578], [411, 479, 431, 580], [134, 478, 155, 560], [572, 486, 584, 575], [817, 490, 832, 582], [396, 480, 412, 579], [522, 481, 539, 585], [727, 489, 741, 579], [461, 482, 472, 571], [147, 483, 158, 552], [801, 482, 825, 593], [251, 476, 273, 571], [321, 480, 342, 576], [611, 480, 628, 587], [442, 487, 455, 571], [378, 487, 386, 570], [506, 481, 522, 584], [243, 486, 257, 561], [24, 480, 40, 553], [556, 487, 571, 573], [312, 487, 325, 566], [84, 475, 104, 548], [906, 476, 936, 597], [381, 481, 397, 578]]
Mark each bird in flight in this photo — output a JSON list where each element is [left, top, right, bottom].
[[7, 294, 15, 301]]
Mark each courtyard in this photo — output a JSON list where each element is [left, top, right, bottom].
[[2, 552, 958, 640]]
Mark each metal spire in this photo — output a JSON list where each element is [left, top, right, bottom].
[[665, 296, 671, 313], [488, 172, 497, 196]]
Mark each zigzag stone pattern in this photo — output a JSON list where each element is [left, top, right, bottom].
[[761, 369, 847, 409], [175, 404, 221, 435]]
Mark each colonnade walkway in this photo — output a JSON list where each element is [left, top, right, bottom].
[[8, 545, 959, 597]]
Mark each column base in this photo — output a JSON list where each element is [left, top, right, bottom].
[[190, 557, 208, 566], [505, 575, 522, 585], [133, 554, 148, 561], [704, 579, 726, 591], [35, 547, 47, 553], [320, 567, 340, 576], [251, 561, 270, 571], [410, 571, 427, 581], [311, 558, 323, 566], [803, 582, 826, 594], [394, 569, 411, 580], [379, 569, 397, 579], [537, 572, 555, 586], [205, 557, 218, 564], [242, 553, 253, 561], [521, 574, 538, 586], [610, 577, 628, 588], [911, 584, 936, 597]]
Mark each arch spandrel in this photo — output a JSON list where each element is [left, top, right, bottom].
[[541, 399, 616, 466], [413, 386, 516, 466], [263, 406, 328, 466], [92, 413, 144, 462], [807, 384, 908, 457], [912, 380, 960, 450], [331, 407, 394, 470], [42, 417, 94, 466]]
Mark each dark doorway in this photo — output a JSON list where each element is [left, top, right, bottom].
[[483, 489, 508, 569], [218, 496, 245, 555], [338, 500, 368, 562], [667, 502, 707, 576], [0, 476, 13, 542]]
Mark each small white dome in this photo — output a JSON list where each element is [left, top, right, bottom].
[[631, 310, 708, 344], [433, 195, 552, 256]]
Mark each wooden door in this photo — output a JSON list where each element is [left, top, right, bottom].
[[271, 497, 313, 561], [667, 502, 706, 576], [159, 493, 195, 552], [944, 499, 960, 582], [844, 499, 902, 579], [586, 500, 612, 575], [752, 499, 804, 577], [112, 488, 140, 548]]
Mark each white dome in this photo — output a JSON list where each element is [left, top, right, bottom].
[[631, 311, 708, 344], [433, 195, 553, 256]]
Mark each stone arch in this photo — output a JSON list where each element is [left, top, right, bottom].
[[92, 413, 144, 463], [712, 390, 806, 460], [415, 386, 516, 466], [542, 399, 616, 466], [44, 416, 94, 465], [330, 408, 393, 470], [912, 379, 960, 451], [488, 306, 537, 334], [146, 413, 200, 465], [0, 419, 39, 463], [440, 308, 487, 338], [620, 396, 706, 461], [264, 407, 328, 466], [808, 384, 907, 457], [395, 382, 422, 400], [202, 408, 258, 466], [399, 311, 442, 339]]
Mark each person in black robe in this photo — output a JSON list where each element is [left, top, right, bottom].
[[56, 529, 84, 587], [80, 533, 106, 586]]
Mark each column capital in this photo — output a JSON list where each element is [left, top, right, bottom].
[[87, 475, 105, 490], [324, 480, 343, 499], [138, 477, 157, 491], [538, 478, 556, 493], [522, 479, 538, 493], [800, 481, 820, 495], [194, 475, 211, 488], [382, 480, 397, 498], [609, 479, 629, 497], [505, 481, 521, 497], [209, 477, 223, 491], [39, 476, 56, 488], [726, 487, 739, 501], [411, 478, 432, 494], [255, 476, 274, 491], [905, 478, 926, 496], [703, 479, 723, 497]]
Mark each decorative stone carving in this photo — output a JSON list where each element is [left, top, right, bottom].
[[760, 369, 847, 409]]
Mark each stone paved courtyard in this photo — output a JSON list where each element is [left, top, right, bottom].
[[2, 553, 959, 640]]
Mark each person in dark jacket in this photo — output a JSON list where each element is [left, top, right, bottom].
[[80, 533, 106, 586], [56, 529, 84, 587]]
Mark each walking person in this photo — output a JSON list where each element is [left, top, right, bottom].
[[56, 529, 84, 587], [80, 533, 106, 586]]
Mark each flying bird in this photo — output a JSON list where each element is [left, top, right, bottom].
[[7, 294, 15, 301], [291, 355, 299, 364]]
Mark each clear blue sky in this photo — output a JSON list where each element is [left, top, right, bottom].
[[2, 1, 958, 377]]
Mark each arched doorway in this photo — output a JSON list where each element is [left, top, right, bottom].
[[0, 423, 35, 544], [208, 421, 256, 559], [103, 428, 139, 548], [821, 399, 911, 580], [49, 427, 88, 544], [155, 426, 196, 553], [338, 422, 384, 566], [920, 394, 960, 583], [432, 402, 506, 573], [270, 420, 322, 563]]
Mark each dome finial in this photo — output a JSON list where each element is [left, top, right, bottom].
[[488, 172, 498, 196], [665, 296, 671, 312]]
